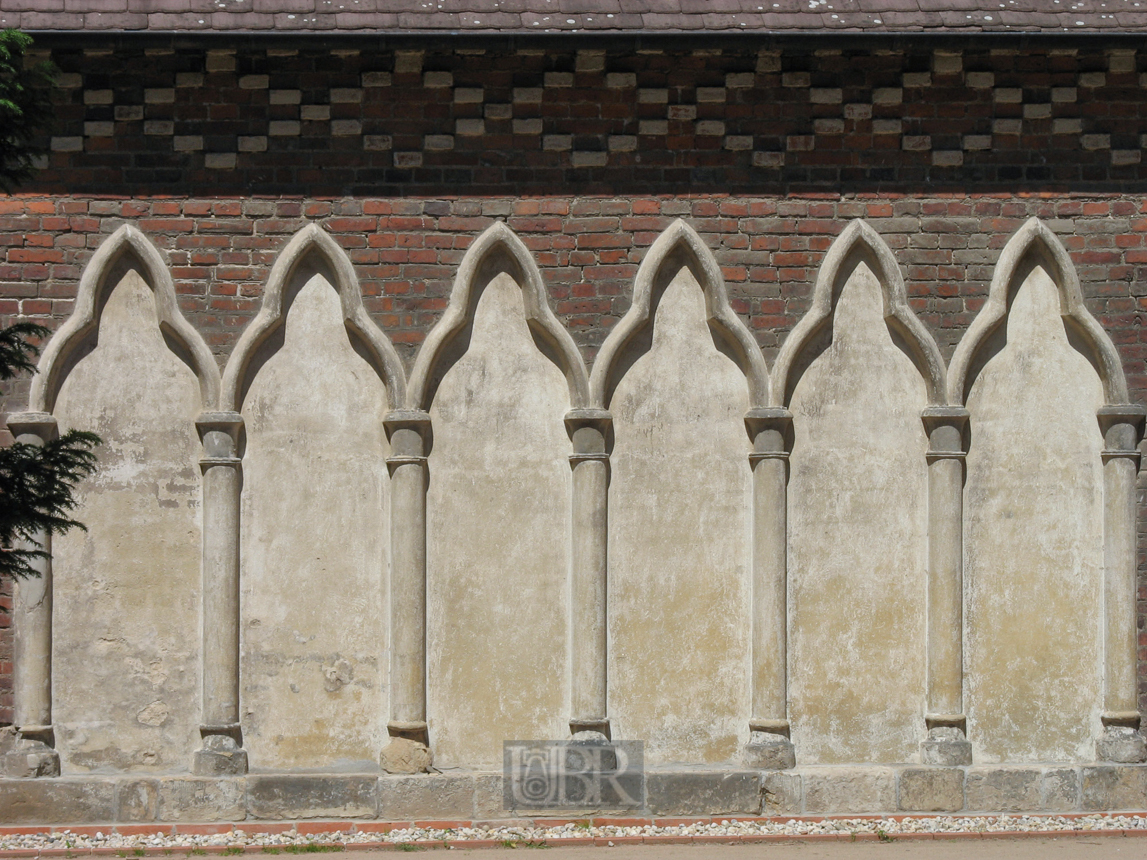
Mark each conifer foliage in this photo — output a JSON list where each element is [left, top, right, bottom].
[[0, 29, 54, 191], [0, 324, 99, 580], [0, 34, 99, 579]]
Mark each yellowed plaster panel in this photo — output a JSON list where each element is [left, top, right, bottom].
[[964, 264, 1104, 764], [787, 261, 929, 765], [53, 268, 203, 773], [607, 267, 752, 766], [426, 271, 571, 769], [240, 269, 390, 769]]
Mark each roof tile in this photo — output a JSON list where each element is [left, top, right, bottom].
[[148, 11, 212, 27], [332, 11, 399, 29], [8, 0, 63, 10], [84, 11, 147, 27], [211, 11, 276, 29], [457, 11, 522, 27]]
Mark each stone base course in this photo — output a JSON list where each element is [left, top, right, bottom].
[[0, 766, 1143, 826]]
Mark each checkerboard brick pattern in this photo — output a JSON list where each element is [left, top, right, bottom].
[[20, 42, 1147, 194]]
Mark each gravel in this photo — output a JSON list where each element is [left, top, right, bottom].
[[0, 814, 1144, 851]]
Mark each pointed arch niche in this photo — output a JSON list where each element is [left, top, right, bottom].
[[409, 222, 588, 769], [772, 220, 944, 765], [950, 217, 1133, 763], [221, 224, 404, 770], [590, 219, 767, 765], [32, 224, 218, 773]]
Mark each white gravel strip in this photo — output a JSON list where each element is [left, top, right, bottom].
[[0, 814, 1144, 850]]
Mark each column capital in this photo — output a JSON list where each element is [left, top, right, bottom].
[[744, 407, 792, 453], [1098, 404, 1146, 452], [922, 406, 969, 461], [566, 408, 612, 459], [385, 410, 432, 463], [564, 407, 612, 434], [6, 412, 58, 443], [384, 409, 432, 434], [195, 411, 244, 437], [197, 412, 243, 465], [921, 405, 970, 433]]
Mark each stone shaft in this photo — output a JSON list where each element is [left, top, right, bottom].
[[566, 409, 611, 733], [746, 408, 792, 733], [923, 408, 969, 722], [385, 412, 431, 735], [1098, 406, 1145, 725], [195, 413, 245, 771], [7, 414, 59, 736]]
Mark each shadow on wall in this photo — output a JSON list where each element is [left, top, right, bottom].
[[4, 216, 1144, 778]]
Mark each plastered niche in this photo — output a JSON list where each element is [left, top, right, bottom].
[[599, 223, 757, 766], [421, 246, 575, 769], [961, 251, 1105, 764], [779, 223, 936, 765], [43, 228, 213, 773], [226, 228, 396, 770]]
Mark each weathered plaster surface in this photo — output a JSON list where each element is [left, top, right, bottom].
[[425, 271, 571, 768], [53, 267, 202, 772], [239, 266, 390, 770], [964, 263, 1105, 763], [786, 260, 929, 765], [607, 266, 752, 765]]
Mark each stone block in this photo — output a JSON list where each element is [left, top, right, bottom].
[[897, 768, 964, 812], [378, 774, 475, 820], [247, 775, 378, 819], [157, 777, 247, 822], [760, 771, 801, 815], [644, 771, 759, 817], [117, 778, 159, 822], [965, 767, 1042, 812], [472, 773, 505, 820], [803, 767, 896, 814], [0, 779, 116, 825], [1040, 767, 1079, 811], [1080, 765, 1147, 811], [1097, 727, 1147, 762]]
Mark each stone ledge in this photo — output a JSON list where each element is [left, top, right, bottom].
[[0, 765, 1144, 824]]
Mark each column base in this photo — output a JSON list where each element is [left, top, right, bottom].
[[744, 725, 795, 770], [193, 726, 248, 775], [381, 721, 432, 774], [568, 729, 616, 771], [0, 728, 60, 778], [1097, 725, 1147, 763], [922, 726, 972, 766]]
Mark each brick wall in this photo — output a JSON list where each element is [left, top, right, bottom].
[[19, 38, 1147, 194], [3, 35, 1147, 727]]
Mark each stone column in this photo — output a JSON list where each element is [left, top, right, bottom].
[[921, 406, 972, 766], [1096, 404, 1147, 763], [193, 412, 248, 775], [565, 408, 612, 746], [380, 410, 433, 774], [744, 407, 795, 770], [1, 413, 61, 778]]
